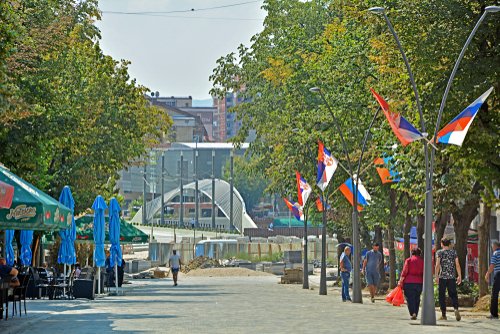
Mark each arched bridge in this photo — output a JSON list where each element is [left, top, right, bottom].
[[131, 179, 257, 232]]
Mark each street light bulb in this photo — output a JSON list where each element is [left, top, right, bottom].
[[485, 6, 500, 12], [368, 7, 385, 14], [309, 87, 320, 93]]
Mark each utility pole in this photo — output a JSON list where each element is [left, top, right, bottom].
[[211, 150, 216, 229], [142, 164, 147, 226], [161, 152, 165, 227], [229, 149, 234, 232], [194, 138, 199, 233], [180, 151, 184, 229]]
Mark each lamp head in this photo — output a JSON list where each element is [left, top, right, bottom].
[[485, 6, 500, 13], [309, 87, 321, 93], [368, 7, 385, 14]]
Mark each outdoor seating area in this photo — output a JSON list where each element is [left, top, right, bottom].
[[1, 165, 132, 321]]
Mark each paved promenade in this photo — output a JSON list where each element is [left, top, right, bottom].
[[2, 275, 498, 334]]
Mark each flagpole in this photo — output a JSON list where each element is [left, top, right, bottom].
[[303, 204, 309, 290], [369, 6, 499, 325], [319, 191, 327, 295]]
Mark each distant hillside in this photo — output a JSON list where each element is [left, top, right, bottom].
[[193, 99, 214, 107]]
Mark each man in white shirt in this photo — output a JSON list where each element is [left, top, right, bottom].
[[169, 250, 182, 286]]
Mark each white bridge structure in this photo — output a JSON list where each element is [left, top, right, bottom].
[[131, 179, 257, 233]]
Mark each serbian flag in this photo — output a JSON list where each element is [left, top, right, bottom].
[[339, 177, 371, 211], [296, 171, 312, 207], [316, 140, 338, 191], [436, 87, 494, 146], [370, 88, 423, 146], [374, 156, 400, 184], [0, 180, 14, 209], [283, 198, 304, 221], [315, 195, 331, 212]]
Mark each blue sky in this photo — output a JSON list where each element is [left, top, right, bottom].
[[96, 0, 266, 101]]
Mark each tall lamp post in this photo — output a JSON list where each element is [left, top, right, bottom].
[[310, 87, 381, 303], [368, 5, 499, 325], [161, 152, 165, 227]]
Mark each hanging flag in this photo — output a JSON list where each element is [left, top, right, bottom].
[[436, 87, 494, 146], [370, 88, 423, 146], [339, 177, 371, 211], [283, 198, 304, 221], [315, 195, 331, 212], [296, 171, 312, 207], [316, 140, 338, 191], [0, 180, 14, 209], [374, 156, 400, 184]]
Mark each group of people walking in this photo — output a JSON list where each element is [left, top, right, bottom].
[[338, 239, 500, 321]]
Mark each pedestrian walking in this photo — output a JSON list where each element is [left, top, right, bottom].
[[435, 238, 462, 321], [363, 243, 383, 303], [169, 249, 182, 286], [485, 240, 500, 320], [339, 246, 352, 302], [398, 248, 424, 320]]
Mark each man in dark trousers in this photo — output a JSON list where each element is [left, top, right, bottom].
[[485, 240, 500, 320]]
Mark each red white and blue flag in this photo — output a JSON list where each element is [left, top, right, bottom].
[[339, 177, 371, 211], [296, 171, 312, 207], [436, 87, 494, 146], [374, 156, 400, 184], [283, 198, 304, 221], [315, 195, 331, 212], [316, 140, 338, 192], [370, 88, 423, 146]]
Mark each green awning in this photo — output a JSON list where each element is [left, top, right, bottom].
[[0, 165, 72, 231], [75, 215, 149, 244]]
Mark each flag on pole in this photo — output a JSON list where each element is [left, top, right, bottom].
[[374, 156, 400, 184], [316, 140, 338, 191], [339, 177, 371, 211], [315, 195, 331, 212], [370, 88, 423, 146], [296, 171, 312, 207], [436, 87, 494, 146], [283, 198, 304, 221]]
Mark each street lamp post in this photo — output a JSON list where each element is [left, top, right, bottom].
[[310, 87, 381, 303], [369, 5, 499, 325]]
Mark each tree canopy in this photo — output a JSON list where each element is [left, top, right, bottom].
[[0, 1, 172, 212]]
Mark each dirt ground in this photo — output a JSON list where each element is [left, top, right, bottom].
[[186, 267, 275, 277]]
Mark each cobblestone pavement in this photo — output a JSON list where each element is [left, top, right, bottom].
[[2, 275, 498, 334]]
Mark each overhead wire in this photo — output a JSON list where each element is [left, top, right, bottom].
[[101, 0, 263, 15]]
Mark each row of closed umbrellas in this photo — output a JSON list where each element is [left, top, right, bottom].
[[4, 189, 123, 270]]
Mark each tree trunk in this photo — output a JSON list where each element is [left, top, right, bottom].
[[435, 212, 449, 253], [417, 212, 425, 253], [386, 226, 397, 289], [478, 202, 491, 297], [387, 189, 397, 289], [374, 225, 385, 285], [403, 196, 414, 260], [452, 182, 482, 278]]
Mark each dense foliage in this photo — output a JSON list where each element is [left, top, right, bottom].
[[0, 1, 172, 212]]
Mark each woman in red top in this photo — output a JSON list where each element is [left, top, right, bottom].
[[398, 248, 424, 320]]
